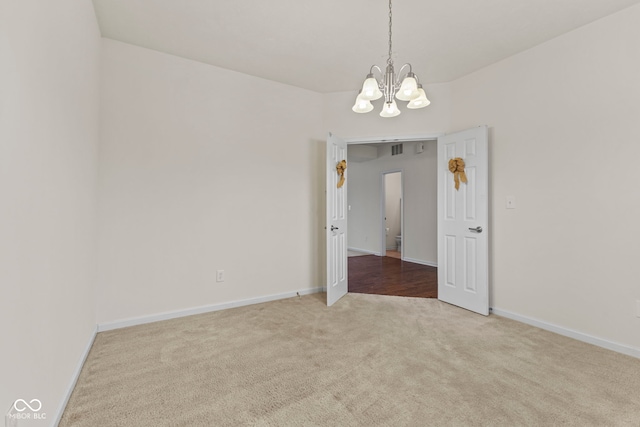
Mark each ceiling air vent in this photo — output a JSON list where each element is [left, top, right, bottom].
[[391, 143, 403, 156]]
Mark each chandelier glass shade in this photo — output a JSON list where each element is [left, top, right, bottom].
[[353, 0, 430, 118]]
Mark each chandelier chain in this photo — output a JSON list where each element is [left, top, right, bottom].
[[387, 0, 393, 65]]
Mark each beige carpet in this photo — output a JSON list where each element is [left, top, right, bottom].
[[60, 294, 640, 426]]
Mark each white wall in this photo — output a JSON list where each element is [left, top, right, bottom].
[[0, 0, 101, 422], [449, 3, 640, 352], [97, 40, 325, 325], [347, 141, 437, 264]]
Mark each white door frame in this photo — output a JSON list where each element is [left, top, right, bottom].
[[346, 133, 444, 145], [380, 170, 403, 258], [342, 130, 490, 314]]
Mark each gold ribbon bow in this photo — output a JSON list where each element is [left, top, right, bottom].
[[448, 157, 467, 190], [336, 160, 347, 188]]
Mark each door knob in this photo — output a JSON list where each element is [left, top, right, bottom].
[[331, 225, 339, 231], [469, 226, 483, 233]]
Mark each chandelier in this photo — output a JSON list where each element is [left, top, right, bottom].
[[352, 0, 431, 118]]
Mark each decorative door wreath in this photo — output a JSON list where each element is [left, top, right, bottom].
[[448, 157, 467, 190], [336, 160, 347, 188]]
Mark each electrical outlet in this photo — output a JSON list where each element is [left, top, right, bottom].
[[216, 270, 225, 283]]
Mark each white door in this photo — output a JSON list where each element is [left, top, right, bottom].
[[437, 126, 489, 315], [326, 133, 348, 306]]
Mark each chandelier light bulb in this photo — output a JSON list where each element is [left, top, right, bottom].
[[380, 100, 401, 118], [352, 93, 374, 113], [407, 85, 431, 109], [361, 75, 383, 100], [396, 74, 419, 101]]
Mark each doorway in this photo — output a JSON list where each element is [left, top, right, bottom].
[[346, 139, 439, 298], [327, 127, 489, 314], [382, 171, 402, 260]]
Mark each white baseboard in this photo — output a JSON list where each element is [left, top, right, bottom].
[[347, 247, 380, 256], [53, 325, 97, 426], [491, 307, 640, 359], [402, 257, 438, 267], [97, 287, 324, 332]]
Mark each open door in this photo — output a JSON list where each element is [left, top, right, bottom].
[[437, 126, 489, 315], [326, 133, 348, 306]]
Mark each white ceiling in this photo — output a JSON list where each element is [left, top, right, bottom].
[[92, 0, 640, 93]]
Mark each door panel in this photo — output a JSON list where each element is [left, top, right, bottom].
[[438, 126, 489, 315], [326, 133, 348, 306]]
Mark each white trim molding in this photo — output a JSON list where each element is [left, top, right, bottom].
[[53, 326, 98, 426], [491, 307, 640, 359], [347, 247, 381, 256], [97, 288, 324, 332], [345, 133, 442, 145], [402, 257, 437, 267]]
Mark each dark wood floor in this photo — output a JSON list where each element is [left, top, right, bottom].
[[348, 255, 438, 298]]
